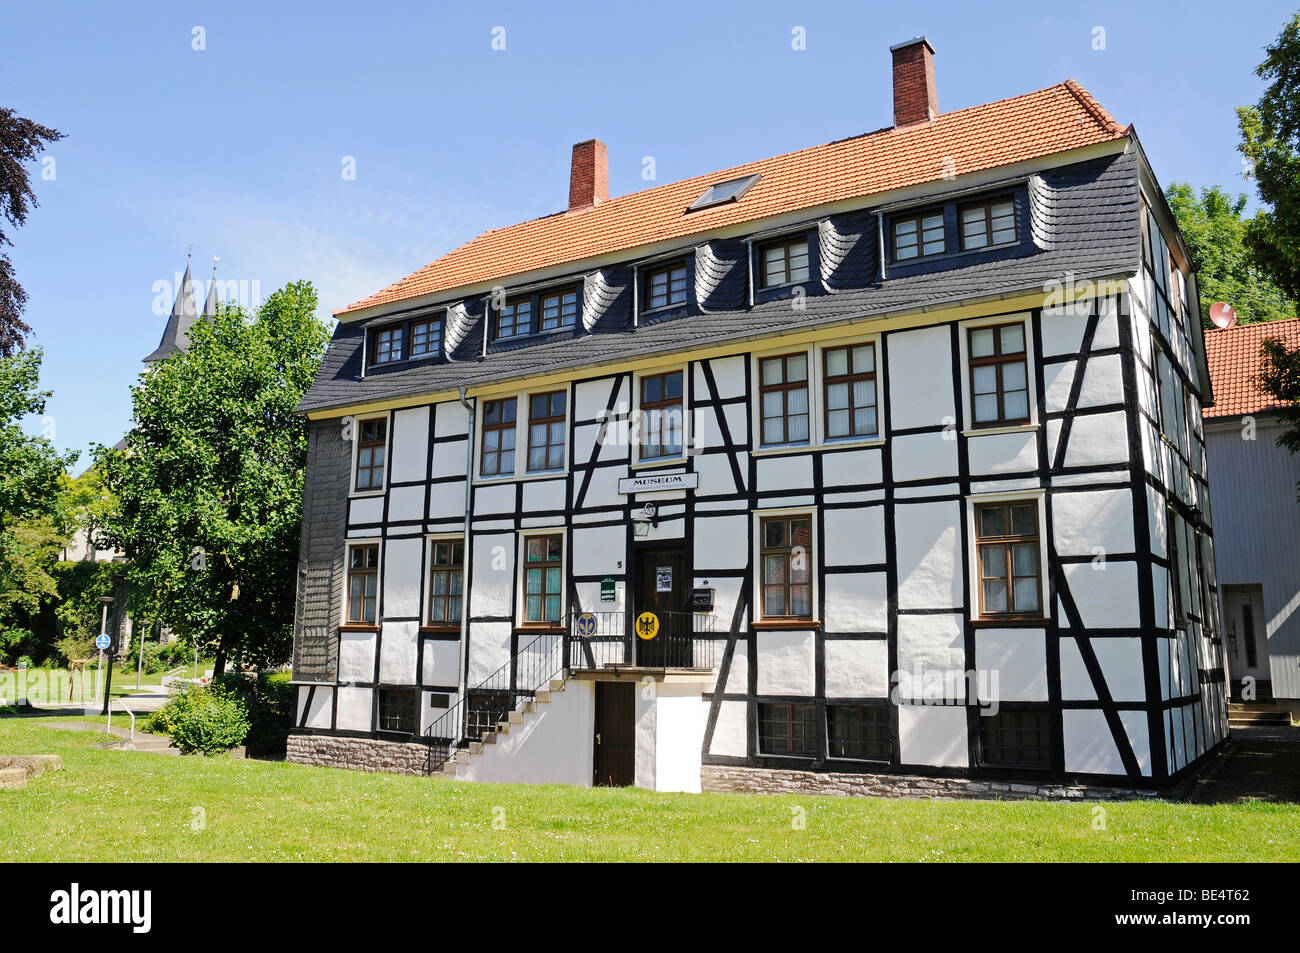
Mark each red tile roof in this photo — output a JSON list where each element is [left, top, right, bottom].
[[339, 80, 1128, 317], [1204, 317, 1300, 418]]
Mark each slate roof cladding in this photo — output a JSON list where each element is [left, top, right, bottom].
[[819, 210, 878, 290], [300, 150, 1141, 415], [1204, 316, 1300, 418], [695, 239, 749, 312], [338, 81, 1127, 318]]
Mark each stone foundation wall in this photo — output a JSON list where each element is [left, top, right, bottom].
[[701, 765, 1160, 801], [287, 733, 429, 776]]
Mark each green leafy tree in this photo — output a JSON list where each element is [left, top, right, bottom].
[[1259, 337, 1300, 496], [1238, 12, 1300, 472], [1164, 183, 1297, 326], [0, 348, 76, 661], [95, 282, 329, 673], [1238, 13, 1300, 302], [56, 464, 118, 555]]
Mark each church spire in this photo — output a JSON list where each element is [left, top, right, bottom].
[[143, 247, 201, 365], [202, 256, 219, 319]]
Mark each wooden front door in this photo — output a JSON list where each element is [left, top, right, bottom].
[[636, 546, 687, 666], [594, 681, 635, 786]]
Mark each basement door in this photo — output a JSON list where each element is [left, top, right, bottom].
[[593, 681, 635, 787]]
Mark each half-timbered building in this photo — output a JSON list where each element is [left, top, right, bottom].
[[287, 38, 1228, 795]]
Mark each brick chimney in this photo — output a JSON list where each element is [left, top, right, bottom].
[[568, 139, 609, 210], [891, 37, 937, 127]]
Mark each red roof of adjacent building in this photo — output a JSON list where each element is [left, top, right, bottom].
[[1204, 317, 1300, 418], [338, 80, 1128, 317]]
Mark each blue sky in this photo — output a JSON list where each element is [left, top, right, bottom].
[[3, 0, 1295, 466]]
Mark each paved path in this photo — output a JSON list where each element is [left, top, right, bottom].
[[48, 720, 180, 755], [1178, 726, 1300, 804]]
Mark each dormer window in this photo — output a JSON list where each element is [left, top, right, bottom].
[[760, 238, 810, 288], [892, 211, 945, 261], [372, 326, 403, 364], [366, 313, 445, 370], [496, 298, 532, 340], [410, 319, 442, 357], [960, 198, 1016, 251], [645, 261, 688, 311], [540, 289, 578, 331]]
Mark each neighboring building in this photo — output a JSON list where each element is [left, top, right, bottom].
[[287, 39, 1227, 795], [1204, 317, 1300, 713]]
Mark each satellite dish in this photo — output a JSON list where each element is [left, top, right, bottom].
[[1210, 302, 1238, 330]]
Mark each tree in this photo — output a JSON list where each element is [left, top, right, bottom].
[[95, 282, 329, 673], [0, 108, 64, 356], [1164, 183, 1297, 326], [0, 348, 76, 661], [1238, 12, 1300, 474], [1259, 337, 1300, 487], [1238, 13, 1300, 302]]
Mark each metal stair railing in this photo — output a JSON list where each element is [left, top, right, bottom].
[[422, 630, 567, 776]]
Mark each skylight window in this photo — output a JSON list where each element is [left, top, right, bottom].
[[687, 173, 760, 212]]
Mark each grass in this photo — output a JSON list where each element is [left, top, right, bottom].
[[1, 714, 1297, 862]]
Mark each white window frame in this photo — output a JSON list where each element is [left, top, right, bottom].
[[751, 506, 819, 625], [756, 233, 812, 291], [473, 385, 572, 484], [349, 412, 390, 498], [957, 312, 1039, 437], [423, 533, 466, 630], [341, 537, 383, 627], [631, 365, 690, 468], [516, 527, 567, 628], [812, 332, 886, 448], [751, 342, 816, 453], [964, 490, 1048, 622]]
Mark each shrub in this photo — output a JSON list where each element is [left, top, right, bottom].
[[168, 690, 250, 755], [209, 671, 293, 746]]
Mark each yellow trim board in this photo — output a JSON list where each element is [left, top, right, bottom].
[[307, 275, 1131, 420]]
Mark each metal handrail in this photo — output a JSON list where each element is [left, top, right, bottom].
[[107, 698, 135, 742], [421, 631, 568, 776]]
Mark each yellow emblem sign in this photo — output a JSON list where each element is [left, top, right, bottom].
[[635, 611, 660, 640]]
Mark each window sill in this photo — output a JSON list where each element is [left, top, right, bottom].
[[970, 617, 1047, 628], [339, 623, 380, 633], [472, 469, 571, 487], [753, 619, 821, 631], [639, 302, 690, 317], [820, 436, 885, 451], [419, 625, 461, 636], [513, 625, 567, 635], [630, 455, 689, 471], [751, 442, 814, 458], [349, 489, 386, 499], [963, 423, 1038, 438]]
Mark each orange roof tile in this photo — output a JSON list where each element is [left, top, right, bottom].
[[339, 79, 1128, 317], [1204, 317, 1300, 418]]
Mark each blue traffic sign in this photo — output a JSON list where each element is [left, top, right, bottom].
[[575, 613, 597, 638], [94, 634, 111, 651]]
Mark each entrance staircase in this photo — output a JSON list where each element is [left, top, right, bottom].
[[1228, 702, 1292, 729], [422, 631, 567, 776], [435, 678, 566, 777]]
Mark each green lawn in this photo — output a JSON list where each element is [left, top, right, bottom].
[[1, 715, 1296, 862]]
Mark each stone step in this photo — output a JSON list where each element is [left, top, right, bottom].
[[0, 767, 27, 789], [534, 690, 550, 705], [548, 680, 565, 693], [496, 722, 510, 735], [508, 711, 523, 725]]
